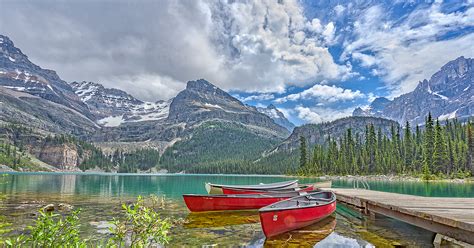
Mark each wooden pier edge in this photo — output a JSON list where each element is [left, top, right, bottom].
[[321, 188, 474, 245]]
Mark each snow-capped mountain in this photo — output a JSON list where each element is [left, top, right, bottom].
[[353, 97, 391, 117], [257, 104, 295, 131], [353, 56, 473, 125], [70, 81, 171, 127], [0, 35, 92, 119]]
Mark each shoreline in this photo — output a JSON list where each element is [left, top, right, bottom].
[[314, 175, 474, 184], [1, 171, 473, 183]]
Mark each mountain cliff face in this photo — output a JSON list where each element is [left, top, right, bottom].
[[0, 87, 98, 136], [0, 35, 93, 120], [167, 79, 289, 136], [353, 97, 391, 117], [353, 57, 473, 125], [257, 104, 295, 132], [70, 81, 171, 126]]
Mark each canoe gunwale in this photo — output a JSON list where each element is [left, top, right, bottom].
[[259, 191, 336, 212], [207, 180, 298, 190], [183, 191, 303, 199]]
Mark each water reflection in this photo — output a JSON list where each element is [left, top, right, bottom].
[[60, 174, 76, 195], [261, 216, 337, 247], [184, 210, 260, 228], [315, 232, 374, 248], [2, 173, 471, 247]]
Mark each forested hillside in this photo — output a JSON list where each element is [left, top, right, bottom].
[[0, 124, 162, 172], [160, 121, 282, 173], [297, 114, 474, 178]]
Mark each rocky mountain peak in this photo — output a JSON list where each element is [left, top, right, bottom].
[[183, 79, 242, 105], [186, 79, 216, 90], [0, 35, 18, 52], [257, 104, 295, 132], [69, 80, 172, 126], [372, 97, 391, 105], [353, 97, 391, 117], [438, 56, 470, 78], [267, 104, 277, 110], [353, 56, 473, 125], [167, 79, 289, 137], [0, 34, 92, 120]]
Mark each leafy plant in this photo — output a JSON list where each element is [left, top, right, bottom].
[[109, 195, 171, 247], [4, 208, 86, 247]]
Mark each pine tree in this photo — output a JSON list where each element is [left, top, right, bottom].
[[403, 121, 412, 173], [467, 121, 474, 175], [367, 124, 377, 173], [299, 136, 307, 168], [433, 119, 448, 174], [423, 113, 434, 175]]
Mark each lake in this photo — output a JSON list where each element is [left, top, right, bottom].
[[1, 173, 473, 247]]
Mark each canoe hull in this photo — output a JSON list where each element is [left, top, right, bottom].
[[205, 180, 298, 194], [222, 185, 315, 195], [206, 183, 224, 194], [183, 195, 293, 212], [259, 200, 336, 237]]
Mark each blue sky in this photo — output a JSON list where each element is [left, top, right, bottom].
[[1, 0, 473, 126], [230, 0, 474, 125]]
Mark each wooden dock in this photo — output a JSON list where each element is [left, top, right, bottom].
[[321, 188, 474, 245]]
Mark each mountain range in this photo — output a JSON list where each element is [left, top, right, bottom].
[[353, 56, 473, 125], [0, 34, 473, 172]]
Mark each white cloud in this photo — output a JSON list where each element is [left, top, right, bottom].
[[295, 105, 324, 123], [0, 0, 353, 101], [294, 105, 354, 124], [367, 92, 377, 102], [351, 52, 377, 67], [275, 83, 365, 103], [237, 93, 275, 102], [334, 5, 346, 16], [105, 74, 185, 101], [343, 2, 474, 96]]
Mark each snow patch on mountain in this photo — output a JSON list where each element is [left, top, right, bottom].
[[98, 115, 125, 127], [439, 110, 458, 120], [433, 92, 449, 100], [204, 103, 223, 109], [70, 81, 171, 126], [257, 104, 295, 131]]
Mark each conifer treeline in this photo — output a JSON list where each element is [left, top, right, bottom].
[[0, 140, 35, 170], [80, 148, 161, 173], [299, 114, 474, 178], [1, 124, 161, 172]]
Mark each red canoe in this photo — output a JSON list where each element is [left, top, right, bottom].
[[222, 184, 315, 195], [259, 191, 336, 238], [183, 191, 306, 212]]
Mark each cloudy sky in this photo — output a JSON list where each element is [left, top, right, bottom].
[[1, 0, 473, 125]]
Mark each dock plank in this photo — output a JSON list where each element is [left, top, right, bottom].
[[321, 188, 474, 244]]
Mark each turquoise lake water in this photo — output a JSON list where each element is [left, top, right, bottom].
[[1, 173, 473, 247]]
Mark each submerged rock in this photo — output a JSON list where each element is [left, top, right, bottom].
[[57, 203, 73, 211], [43, 204, 55, 212]]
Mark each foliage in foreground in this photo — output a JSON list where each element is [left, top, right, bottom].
[[109, 195, 171, 247], [2, 196, 172, 248]]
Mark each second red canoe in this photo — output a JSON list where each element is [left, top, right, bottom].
[[183, 191, 305, 212]]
